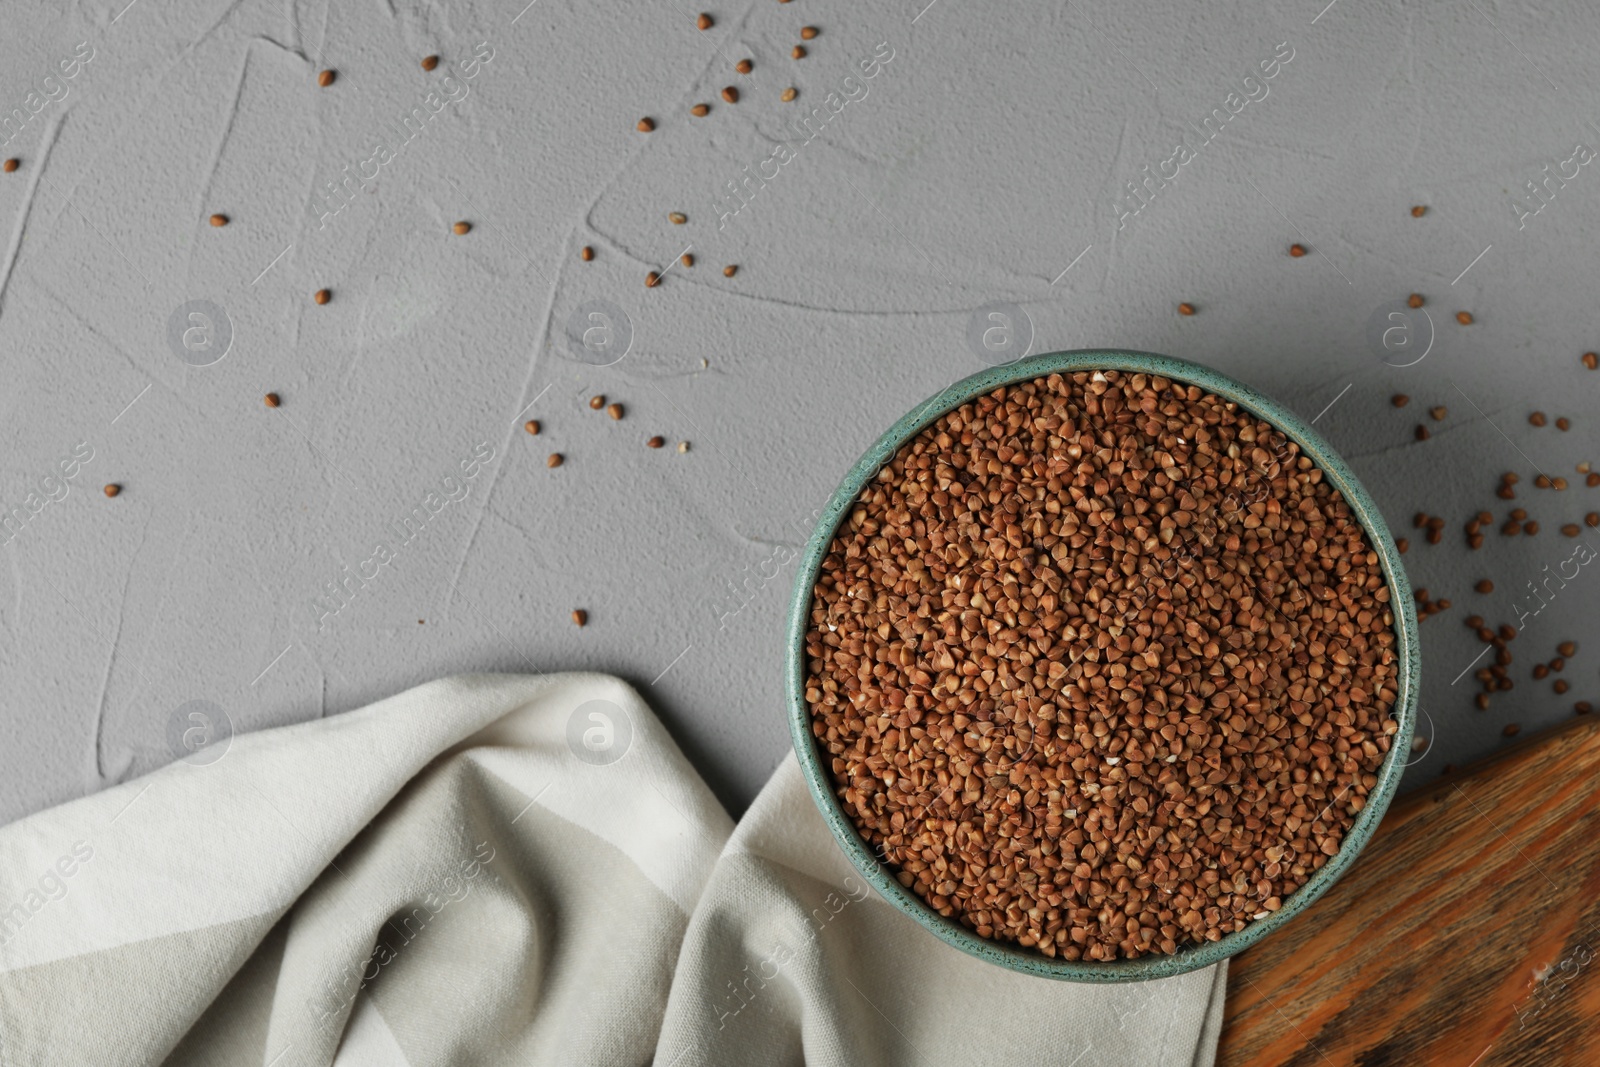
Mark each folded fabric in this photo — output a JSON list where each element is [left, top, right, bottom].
[[0, 674, 1225, 1066]]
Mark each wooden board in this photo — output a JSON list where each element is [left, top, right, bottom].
[[1218, 719, 1600, 1066]]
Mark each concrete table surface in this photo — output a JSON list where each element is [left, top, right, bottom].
[[1, 0, 1596, 823]]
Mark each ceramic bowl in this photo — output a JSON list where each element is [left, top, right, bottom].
[[785, 349, 1419, 982]]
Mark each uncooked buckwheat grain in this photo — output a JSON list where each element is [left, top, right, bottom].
[[803, 370, 1399, 961]]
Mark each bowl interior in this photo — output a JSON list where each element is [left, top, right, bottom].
[[785, 350, 1419, 982]]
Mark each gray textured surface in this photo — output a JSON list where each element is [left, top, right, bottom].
[[1, 0, 1597, 824]]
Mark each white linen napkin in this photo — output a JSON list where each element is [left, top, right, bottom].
[[0, 673, 1225, 1066]]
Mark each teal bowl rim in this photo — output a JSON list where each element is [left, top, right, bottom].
[[784, 349, 1419, 982]]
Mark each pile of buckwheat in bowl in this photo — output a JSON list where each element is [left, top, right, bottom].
[[792, 353, 1416, 975]]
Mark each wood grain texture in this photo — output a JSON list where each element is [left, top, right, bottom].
[[1218, 719, 1600, 1067]]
